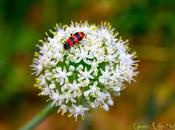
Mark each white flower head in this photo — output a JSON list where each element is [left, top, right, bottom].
[[31, 21, 138, 120]]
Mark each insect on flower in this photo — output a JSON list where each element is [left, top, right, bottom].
[[31, 22, 138, 120], [64, 32, 85, 49]]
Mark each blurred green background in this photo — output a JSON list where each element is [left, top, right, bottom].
[[0, 0, 175, 130]]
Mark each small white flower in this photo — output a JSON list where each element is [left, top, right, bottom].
[[75, 47, 93, 64], [84, 81, 100, 97], [31, 21, 138, 120], [54, 67, 72, 85], [69, 105, 89, 121], [57, 104, 68, 115], [37, 74, 47, 86], [31, 61, 43, 76], [64, 92, 76, 104], [78, 67, 94, 84], [89, 60, 99, 76], [67, 80, 82, 97], [99, 66, 112, 85], [50, 90, 64, 106], [39, 85, 50, 96]]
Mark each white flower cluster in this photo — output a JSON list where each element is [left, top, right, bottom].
[[31, 21, 138, 120]]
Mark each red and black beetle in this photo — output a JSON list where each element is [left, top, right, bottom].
[[64, 32, 85, 49]]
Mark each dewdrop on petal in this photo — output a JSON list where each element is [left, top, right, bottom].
[[31, 21, 138, 120]]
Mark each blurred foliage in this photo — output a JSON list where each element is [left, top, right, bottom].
[[0, 0, 175, 130]]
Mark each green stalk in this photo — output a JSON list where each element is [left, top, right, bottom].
[[20, 102, 54, 130]]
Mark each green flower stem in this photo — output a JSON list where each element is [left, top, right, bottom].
[[20, 102, 55, 130]]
